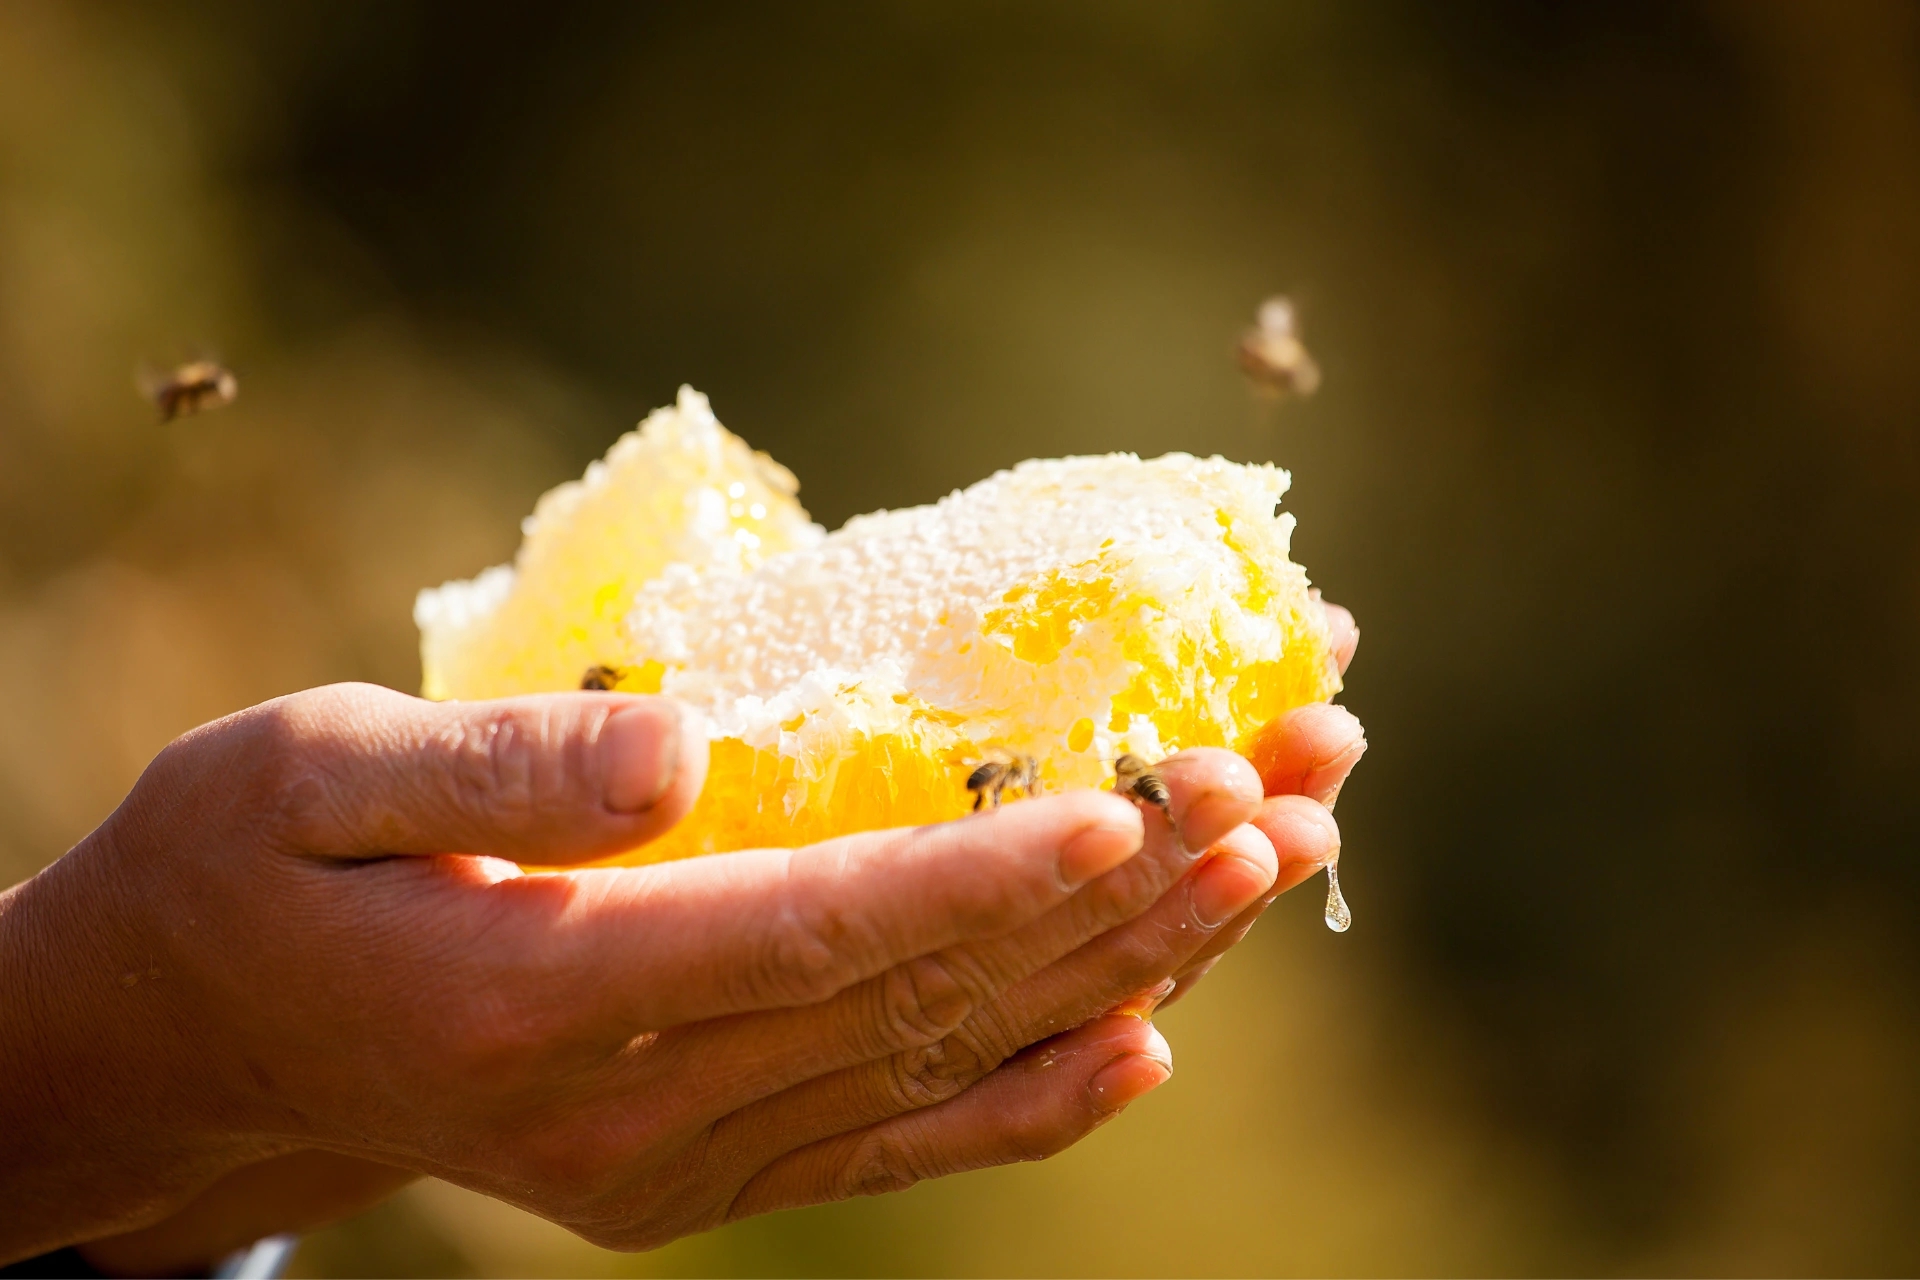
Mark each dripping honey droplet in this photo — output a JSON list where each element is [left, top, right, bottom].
[[1323, 855, 1352, 933]]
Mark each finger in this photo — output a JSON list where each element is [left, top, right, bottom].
[[966, 821, 1279, 1047], [1246, 793, 1340, 906], [1323, 598, 1360, 676], [221, 683, 709, 863], [629, 748, 1261, 1108], [1242, 702, 1367, 806], [1169, 793, 1340, 976], [688, 823, 1274, 1183], [1154, 747, 1267, 854], [1156, 794, 1343, 1010], [530, 789, 1147, 1028], [726, 1016, 1171, 1219]]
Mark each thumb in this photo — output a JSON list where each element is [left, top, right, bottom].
[[195, 682, 708, 863]]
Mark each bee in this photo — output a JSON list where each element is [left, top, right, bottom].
[[965, 754, 1042, 811], [1111, 753, 1171, 810], [580, 664, 627, 691], [1236, 296, 1320, 400], [141, 360, 238, 422]]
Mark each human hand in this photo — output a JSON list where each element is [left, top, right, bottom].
[[1, 666, 1346, 1269]]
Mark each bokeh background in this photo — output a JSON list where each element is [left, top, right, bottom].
[[4, 1, 1919, 1274]]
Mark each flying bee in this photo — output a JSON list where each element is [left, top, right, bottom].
[[140, 360, 238, 422], [580, 664, 627, 691], [1111, 753, 1171, 810], [965, 754, 1042, 811], [1236, 296, 1320, 400]]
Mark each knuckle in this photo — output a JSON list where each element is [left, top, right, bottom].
[[182, 684, 404, 851], [867, 954, 978, 1054], [945, 1006, 1024, 1069], [443, 709, 541, 822], [248, 693, 330, 778], [261, 683, 392, 758], [838, 1132, 924, 1199], [749, 860, 870, 1006], [241, 692, 363, 848], [882, 1034, 991, 1110], [1066, 858, 1158, 935]]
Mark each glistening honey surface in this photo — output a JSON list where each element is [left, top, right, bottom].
[[559, 562, 1338, 869]]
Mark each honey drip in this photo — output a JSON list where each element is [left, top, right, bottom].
[[1323, 855, 1352, 933]]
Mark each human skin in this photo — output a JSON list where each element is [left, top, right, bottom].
[[0, 606, 1362, 1274]]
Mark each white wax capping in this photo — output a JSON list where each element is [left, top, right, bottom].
[[622, 451, 1302, 771]]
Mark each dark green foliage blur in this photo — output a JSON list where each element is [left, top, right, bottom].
[[3, 1, 1917, 1274]]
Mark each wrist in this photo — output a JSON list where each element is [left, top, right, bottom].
[[0, 833, 255, 1263]]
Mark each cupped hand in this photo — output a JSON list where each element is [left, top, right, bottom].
[[0, 625, 1356, 1272], [6, 598, 1363, 1271]]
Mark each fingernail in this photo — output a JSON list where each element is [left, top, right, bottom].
[[1188, 849, 1274, 928], [600, 700, 683, 813], [1056, 818, 1144, 891], [1089, 1032, 1173, 1113]]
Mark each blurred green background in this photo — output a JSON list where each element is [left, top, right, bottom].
[[4, 0, 1919, 1274]]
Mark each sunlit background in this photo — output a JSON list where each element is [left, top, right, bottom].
[[4, 1, 1919, 1274]]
